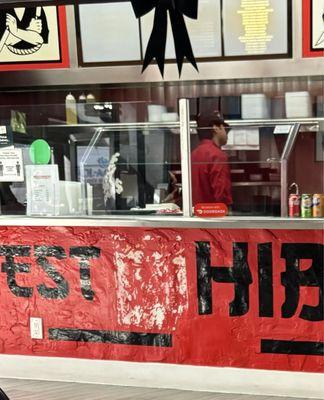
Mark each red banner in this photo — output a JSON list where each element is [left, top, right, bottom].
[[0, 226, 323, 372]]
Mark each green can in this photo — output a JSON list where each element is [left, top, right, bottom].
[[301, 194, 312, 218]]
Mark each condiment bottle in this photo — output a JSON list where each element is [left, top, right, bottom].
[[65, 93, 77, 125], [86, 93, 96, 103]]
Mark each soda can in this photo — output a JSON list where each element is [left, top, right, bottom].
[[312, 194, 323, 218], [288, 194, 301, 217], [301, 194, 312, 218]]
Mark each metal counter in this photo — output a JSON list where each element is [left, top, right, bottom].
[[0, 216, 323, 230]]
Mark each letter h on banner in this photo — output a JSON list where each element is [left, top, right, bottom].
[[196, 241, 324, 321], [196, 242, 253, 316]]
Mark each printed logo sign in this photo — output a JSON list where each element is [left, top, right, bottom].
[[0, 6, 69, 70], [194, 203, 228, 217]]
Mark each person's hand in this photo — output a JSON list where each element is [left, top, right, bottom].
[[6, 14, 18, 36], [27, 18, 42, 34]]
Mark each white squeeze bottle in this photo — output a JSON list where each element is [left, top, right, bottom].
[[65, 93, 78, 125], [79, 93, 86, 103]]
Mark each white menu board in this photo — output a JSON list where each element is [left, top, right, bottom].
[[223, 0, 288, 56], [78, 3, 141, 63], [140, 0, 222, 59]]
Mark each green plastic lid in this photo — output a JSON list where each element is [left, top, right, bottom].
[[29, 139, 51, 165]]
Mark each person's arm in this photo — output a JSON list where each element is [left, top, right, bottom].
[[0, 182, 18, 203], [5, 32, 20, 46], [6, 13, 43, 45], [39, 8, 49, 43]]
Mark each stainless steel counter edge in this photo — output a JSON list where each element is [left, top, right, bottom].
[[0, 216, 323, 230]]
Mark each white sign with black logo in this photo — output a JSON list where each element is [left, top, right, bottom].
[[0, 148, 24, 182], [312, 0, 324, 50], [0, 6, 60, 63]]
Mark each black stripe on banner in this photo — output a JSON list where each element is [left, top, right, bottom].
[[49, 328, 172, 347], [261, 339, 324, 356]]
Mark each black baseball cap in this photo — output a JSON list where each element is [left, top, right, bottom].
[[197, 112, 229, 128]]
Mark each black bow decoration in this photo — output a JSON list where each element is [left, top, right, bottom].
[[0, 388, 10, 400], [131, 0, 199, 76]]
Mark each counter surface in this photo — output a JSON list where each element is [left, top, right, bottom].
[[0, 216, 323, 229]]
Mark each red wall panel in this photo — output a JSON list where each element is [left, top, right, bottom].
[[0, 226, 322, 372]]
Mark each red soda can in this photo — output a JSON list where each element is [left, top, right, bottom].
[[289, 194, 301, 217]]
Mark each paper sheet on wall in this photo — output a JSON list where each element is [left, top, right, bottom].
[[26, 164, 59, 216], [0, 126, 13, 148], [223, 128, 260, 150]]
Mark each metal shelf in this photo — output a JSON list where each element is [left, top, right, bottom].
[[232, 182, 281, 187], [28, 121, 198, 131], [27, 117, 323, 131], [224, 117, 324, 130]]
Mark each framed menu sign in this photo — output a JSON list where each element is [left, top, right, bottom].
[[303, 0, 324, 57], [76, 2, 141, 66], [75, 0, 292, 67], [222, 0, 292, 59], [141, 0, 223, 60], [0, 5, 69, 71]]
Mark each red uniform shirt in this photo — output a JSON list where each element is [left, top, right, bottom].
[[191, 139, 233, 206]]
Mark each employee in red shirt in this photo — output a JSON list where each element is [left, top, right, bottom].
[[191, 114, 233, 206]]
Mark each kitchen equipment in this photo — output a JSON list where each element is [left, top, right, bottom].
[[148, 105, 167, 122], [271, 96, 285, 119], [161, 112, 179, 122], [316, 96, 324, 117], [220, 96, 241, 119], [285, 91, 313, 118], [241, 94, 270, 119]]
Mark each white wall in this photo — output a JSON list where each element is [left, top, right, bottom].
[[0, 1, 322, 87]]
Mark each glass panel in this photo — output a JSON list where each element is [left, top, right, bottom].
[[189, 109, 289, 216], [288, 129, 324, 200], [1, 76, 323, 220], [1, 100, 182, 217], [288, 79, 324, 219], [77, 124, 182, 215]]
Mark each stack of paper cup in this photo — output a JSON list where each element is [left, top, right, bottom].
[[148, 105, 167, 122]]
